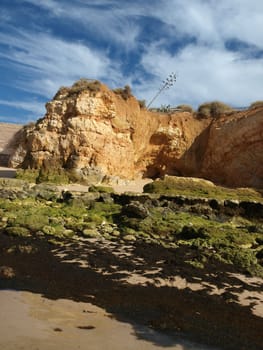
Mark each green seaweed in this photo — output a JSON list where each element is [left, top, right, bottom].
[[144, 177, 263, 202]]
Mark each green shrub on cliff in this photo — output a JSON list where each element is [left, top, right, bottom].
[[138, 99, 146, 109], [54, 79, 101, 99], [249, 101, 263, 109], [197, 101, 234, 119], [176, 104, 194, 113], [113, 85, 133, 100], [71, 79, 101, 93]]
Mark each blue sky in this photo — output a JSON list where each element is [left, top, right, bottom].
[[0, 0, 263, 124]]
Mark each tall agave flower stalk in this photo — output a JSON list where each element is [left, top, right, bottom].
[[147, 72, 177, 109]]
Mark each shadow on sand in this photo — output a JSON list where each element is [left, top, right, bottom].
[[0, 234, 262, 350]]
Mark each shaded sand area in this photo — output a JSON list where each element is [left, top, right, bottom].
[[1, 236, 262, 350], [0, 290, 216, 350]]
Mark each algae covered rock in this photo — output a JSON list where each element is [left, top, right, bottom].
[[122, 201, 149, 219], [122, 234, 136, 242], [5, 226, 31, 237], [82, 228, 100, 238], [31, 183, 60, 200]]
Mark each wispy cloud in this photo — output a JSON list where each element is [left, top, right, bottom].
[[0, 8, 11, 22], [0, 28, 114, 97], [0, 0, 262, 123], [140, 42, 263, 107], [0, 99, 45, 116], [154, 0, 263, 49], [21, 0, 143, 49], [132, 0, 263, 107]]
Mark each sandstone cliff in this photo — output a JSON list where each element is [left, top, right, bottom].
[[9, 79, 263, 188], [0, 123, 23, 167], [200, 108, 263, 188]]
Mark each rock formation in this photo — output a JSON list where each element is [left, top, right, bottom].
[[8, 79, 263, 188], [200, 109, 263, 188], [0, 123, 22, 167]]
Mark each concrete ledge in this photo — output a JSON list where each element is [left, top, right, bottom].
[[0, 167, 16, 178]]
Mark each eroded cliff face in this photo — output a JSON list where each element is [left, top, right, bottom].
[[200, 109, 263, 188], [9, 80, 263, 188], [10, 81, 207, 181]]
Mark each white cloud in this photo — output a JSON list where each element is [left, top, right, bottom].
[[155, 0, 263, 49], [0, 99, 45, 116], [22, 0, 63, 15], [139, 43, 263, 108], [0, 29, 114, 97], [132, 0, 263, 108], [0, 9, 11, 22], [22, 0, 263, 51], [21, 0, 142, 49], [219, 2, 263, 48], [1, 0, 263, 121], [157, 0, 222, 45]]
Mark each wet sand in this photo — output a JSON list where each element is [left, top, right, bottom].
[[0, 290, 216, 350]]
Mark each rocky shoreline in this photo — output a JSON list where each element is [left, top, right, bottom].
[[0, 176, 263, 349]]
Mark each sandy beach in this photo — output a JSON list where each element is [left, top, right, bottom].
[[0, 290, 216, 350], [0, 234, 262, 350]]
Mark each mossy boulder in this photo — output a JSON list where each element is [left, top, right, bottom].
[[88, 185, 114, 193], [10, 213, 49, 232], [31, 183, 60, 201], [122, 234, 136, 242], [41, 224, 67, 237], [143, 175, 262, 202], [82, 228, 100, 238], [180, 225, 209, 240], [122, 201, 149, 219], [36, 166, 70, 185], [5, 226, 31, 237]]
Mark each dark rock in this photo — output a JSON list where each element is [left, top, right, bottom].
[[224, 199, 240, 209], [31, 183, 60, 201], [209, 199, 220, 210], [99, 193, 114, 204], [256, 248, 263, 260], [239, 201, 263, 219], [122, 201, 149, 219], [53, 328, 63, 332], [77, 326, 95, 330], [0, 266, 15, 279], [180, 225, 208, 240], [61, 190, 73, 202]]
